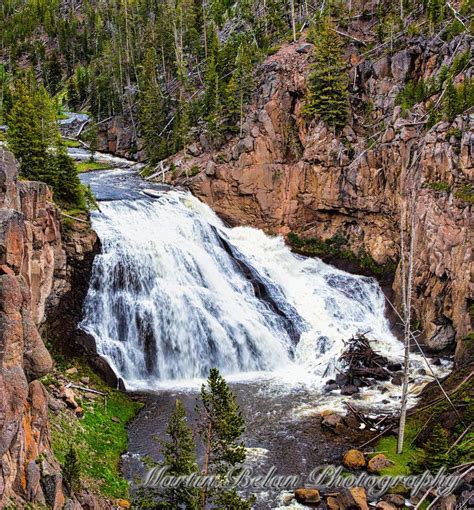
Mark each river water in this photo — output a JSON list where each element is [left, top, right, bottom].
[[77, 154, 445, 508]]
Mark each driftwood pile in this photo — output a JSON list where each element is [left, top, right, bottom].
[[340, 333, 393, 383], [325, 334, 402, 395]]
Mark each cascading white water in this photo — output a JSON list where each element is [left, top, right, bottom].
[[80, 190, 405, 390]]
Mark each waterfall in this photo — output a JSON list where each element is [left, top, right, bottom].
[[80, 190, 404, 390]]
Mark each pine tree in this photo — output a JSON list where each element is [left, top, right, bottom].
[[6, 80, 48, 179], [52, 151, 84, 207], [0, 64, 10, 124], [303, 16, 349, 131], [171, 98, 191, 153], [160, 400, 199, 509], [199, 368, 252, 510], [7, 80, 85, 209], [82, 121, 99, 162], [67, 77, 80, 111], [203, 23, 225, 145], [423, 424, 449, 472], [44, 49, 63, 96], [35, 85, 61, 148], [63, 445, 81, 495], [138, 47, 168, 164], [426, 0, 445, 28], [225, 41, 254, 134], [443, 77, 458, 120], [136, 400, 199, 509]]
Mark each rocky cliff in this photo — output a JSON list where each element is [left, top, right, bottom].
[[164, 32, 473, 361], [0, 148, 99, 508]]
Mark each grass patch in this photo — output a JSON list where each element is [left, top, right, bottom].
[[375, 372, 474, 486], [75, 161, 111, 173], [375, 435, 422, 477], [48, 362, 142, 499], [62, 138, 81, 148], [427, 181, 450, 193]]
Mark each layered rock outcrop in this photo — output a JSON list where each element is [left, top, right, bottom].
[[0, 149, 99, 508], [0, 149, 64, 507], [165, 34, 473, 360]]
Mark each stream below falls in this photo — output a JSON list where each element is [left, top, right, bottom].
[[77, 154, 446, 508]]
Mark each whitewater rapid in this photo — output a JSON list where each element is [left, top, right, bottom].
[[80, 189, 414, 391]]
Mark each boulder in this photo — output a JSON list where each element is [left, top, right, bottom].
[[325, 383, 340, 392], [295, 488, 321, 505], [391, 375, 403, 386], [321, 412, 343, 430], [351, 488, 369, 510], [205, 161, 216, 177], [41, 460, 65, 510], [26, 460, 45, 504], [296, 43, 313, 54], [367, 454, 392, 473], [59, 386, 78, 409], [336, 488, 368, 510], [387, 363, 402, 372], [342, 449, 366, 470], [341, 385, 359, 395], [438, 495, 456, 510], [383, 494, 405, 507], [48, 397, 67, 413], [376, 502, 397, 510]]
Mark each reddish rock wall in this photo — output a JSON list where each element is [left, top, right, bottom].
[[165, 36, 473, 360], [0, 148, 100, 508]]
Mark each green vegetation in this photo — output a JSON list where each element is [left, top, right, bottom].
[[1, 0, 471, 161], [138, 400, 199, 509], [303, 16, 348, 130], [396, 48, 474, 122], [81, 121, 99, 161], [199, 368, 253, 509], [454, 183, 474, 203], [188, 165, 201, 177], [136, 369, 252, 508], [376, 434, 422, 476], [287, 232, 396, 277], [376, 370, 474, 483], [427, 181, 450, 192], [75, 161, 111, 173], [48, 363, 142, 499], [288, 232, 352, 258], [62, 138, 81, 148], [5, 79, 89, 209], [63, 445, 81, 495]]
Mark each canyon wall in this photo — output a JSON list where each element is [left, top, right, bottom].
[[166, 34, 473, 360], [0, 148, 99, 508]]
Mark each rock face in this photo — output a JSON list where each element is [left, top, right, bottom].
[[97, 116, 139, 160], [0, 149, 99, 508], [166, 34, 473, 360]]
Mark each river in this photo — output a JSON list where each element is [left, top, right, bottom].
[[76, 152, 444, 508]]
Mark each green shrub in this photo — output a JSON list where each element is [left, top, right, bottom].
[[188, 164, 201, 177], [454, 184, 474, 203], [427, 181, 450, 192]]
